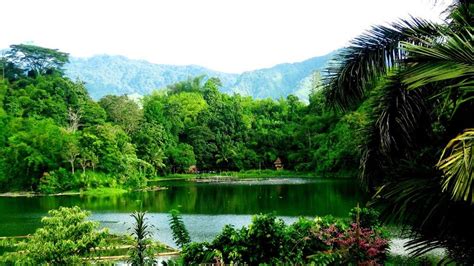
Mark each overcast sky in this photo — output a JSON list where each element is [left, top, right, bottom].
[[1, 0, 449, 73]]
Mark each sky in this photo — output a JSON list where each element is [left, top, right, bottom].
[[1, 0, 449, 73]]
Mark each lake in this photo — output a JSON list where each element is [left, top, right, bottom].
[[0, 178, 367, 247]]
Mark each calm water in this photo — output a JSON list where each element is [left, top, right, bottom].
[[0, 178, 366, 247]]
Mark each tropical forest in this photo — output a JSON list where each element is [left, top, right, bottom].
[[0, 0, 472, 265]]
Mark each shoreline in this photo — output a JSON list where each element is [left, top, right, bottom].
[[0, 187, 129, 198], [0, 172, 353, 197]]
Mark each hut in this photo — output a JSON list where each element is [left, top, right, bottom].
[[273, 157, 284, 171], [188, 165, 198, 174]]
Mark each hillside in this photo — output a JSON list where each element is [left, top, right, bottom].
[[65, 52, 334, 100]]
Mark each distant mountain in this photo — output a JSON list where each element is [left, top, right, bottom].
[[64, 52, 335, 101]]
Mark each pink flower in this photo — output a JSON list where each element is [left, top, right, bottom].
[[367, 247, 378, 257]]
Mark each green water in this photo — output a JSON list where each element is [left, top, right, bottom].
[[0, 178, 366, 246]]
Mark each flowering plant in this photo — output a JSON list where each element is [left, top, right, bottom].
[[314, 222, 389, 265]]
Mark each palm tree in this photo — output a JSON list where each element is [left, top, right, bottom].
[[324, 0, 473, 262]]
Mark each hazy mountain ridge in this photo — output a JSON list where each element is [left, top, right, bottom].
[[65, 52, 335, 100]]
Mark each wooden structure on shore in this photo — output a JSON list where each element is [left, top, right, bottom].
[[274, 157, 284, 170]]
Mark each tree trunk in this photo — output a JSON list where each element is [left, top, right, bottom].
[[70, 160, 75, 175]]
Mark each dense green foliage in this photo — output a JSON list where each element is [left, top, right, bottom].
[[0, 44, 362, 193], [0, 207, 174, 264], [0, 206, 106, 264], [324, 0, 473, 263], [140, 75, 366, 175], [175, 208, 388, 265]]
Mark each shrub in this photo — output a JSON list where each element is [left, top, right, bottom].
[[315, 223, 389, 264], [10, 206, 106, 264], [79, 171, 117, 188], [245, 214, 290, 264], [349, 206, 381, 229], [177, 209, 390, 265], [169, 209, 191, 248], [128, 211, 155, 266], [210, 225, 247, 264], [38, 168, 71, 193], [181, 242, 220, 265], [122, 172, 147, 189]]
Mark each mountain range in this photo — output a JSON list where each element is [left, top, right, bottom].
[[64, 52, 335, 101]]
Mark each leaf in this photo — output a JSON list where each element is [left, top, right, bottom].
[[437, 129, 474, 204]]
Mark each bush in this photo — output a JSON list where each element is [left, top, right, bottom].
[[4, 206, 106, 264], [245, 214, 290, 264], [315, 223, 389, 264], [349, 206, 381, 229], [38, 168, 72, 193], [210, 225, 247, 263], [169, 210, 191, 248], [79, 171, 117, 188], [128, 211, 155, 265], [121, 172, 147, 189], [177, 209, 390, 265], [39, 170, 122, 193], [181, 242, 218, 265]]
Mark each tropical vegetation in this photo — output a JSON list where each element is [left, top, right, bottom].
[[128, 211, 156, 265], [0, 44, 363, 194], [0, 0, 472, 263], [171, 207, 389, 265], [0, 206, 107, 264], [324, 0, 473, 262]]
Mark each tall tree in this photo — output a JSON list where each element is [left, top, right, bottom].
[[5, 44, 69, 77]]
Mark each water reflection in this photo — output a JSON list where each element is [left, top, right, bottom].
[[0, 178, 367, 238]]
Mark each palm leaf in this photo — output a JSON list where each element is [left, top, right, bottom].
[[360, 75, 430, 186], [437, 129, 474, 204], [373, 177, 474, 258], [401, 30, 474, 92], [445, 0, 473, 30], [324, 18, 443, 110]]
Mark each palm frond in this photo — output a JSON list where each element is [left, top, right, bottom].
[[360, 75, 430, 186], [373, 177, 474, 259], [324, 18, 444, 110], [401, 30, 474, 91], [444, 0, 473, 30], [437, 129, 474, 204]]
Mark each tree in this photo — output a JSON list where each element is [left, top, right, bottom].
[[99, 95, 143, 135], [67, 107, 82, 133], [165, 143, 196, 173], [5, 44, 69, 76], [63, 133, 80, 174], [133, 122, 167, 173], [2, 118, 67, 190], [324, 0, 473, 262], [167, 75, 206, 95]]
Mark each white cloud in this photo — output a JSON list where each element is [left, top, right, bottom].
[[1, 0, 449, 73]]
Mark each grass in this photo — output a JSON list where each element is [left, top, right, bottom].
[[151, 169, 322, 181], [79, 187, 128, 196], [0, 187, 129, 197]]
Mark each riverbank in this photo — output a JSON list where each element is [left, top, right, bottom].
[[0, 187, 129, 198], [0, 170, 352, 197], [151, 169, 353, 181]]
